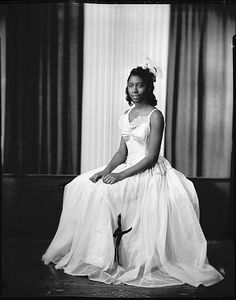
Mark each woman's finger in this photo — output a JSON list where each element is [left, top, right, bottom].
[[90, 174, 99, 183], [103, 177, 109, 183], [107, 177, 113, 184], [108, 177, 114, 184], [104, 175, 111, 181], [105, 174, 111, 180]]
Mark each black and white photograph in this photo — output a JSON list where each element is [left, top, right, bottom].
[[1, 0, 235, 298]]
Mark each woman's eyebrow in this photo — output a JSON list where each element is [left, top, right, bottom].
[[128, 81, 143, 84]]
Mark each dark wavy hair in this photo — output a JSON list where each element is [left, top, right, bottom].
[[125, 66, 157, 106]]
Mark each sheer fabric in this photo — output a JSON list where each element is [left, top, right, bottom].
[[81, 4, 170, 173], [42, 109, 223, 287]]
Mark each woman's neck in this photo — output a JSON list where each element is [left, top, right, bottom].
[[133, 101, 151, 111]]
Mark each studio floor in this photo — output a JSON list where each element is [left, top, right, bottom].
[[1, 238, 235, 298]]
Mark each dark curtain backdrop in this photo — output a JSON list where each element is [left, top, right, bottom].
[[3, 3, 83, 174], [165, 3, 235, 177]]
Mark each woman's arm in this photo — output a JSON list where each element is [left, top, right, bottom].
[[89, 137, 127, 183], [103, 137, 128, 173], [103, 110, 164, 184]]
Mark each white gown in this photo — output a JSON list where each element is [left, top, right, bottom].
[[42, 108, 224, 288]]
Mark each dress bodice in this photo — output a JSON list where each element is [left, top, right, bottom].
[[119, 108, 159, 166]]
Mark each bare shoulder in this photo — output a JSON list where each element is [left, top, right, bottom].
[[150, 109, 164, 125]]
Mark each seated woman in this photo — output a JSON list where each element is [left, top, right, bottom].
[[42, 62, 224, 288]]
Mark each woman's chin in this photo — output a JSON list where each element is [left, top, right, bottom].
[[131, 97, 142, 103]]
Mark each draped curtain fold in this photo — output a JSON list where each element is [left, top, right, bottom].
[[165, 3, 235, 177], [3, 3, 234, 177], [3, 3, 83, 174], [81, 4, 170, 173]]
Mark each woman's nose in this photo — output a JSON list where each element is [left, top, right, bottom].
[[133, 86, 138, 93]]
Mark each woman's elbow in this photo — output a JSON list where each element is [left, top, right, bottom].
[[147, 154, 159, 165]]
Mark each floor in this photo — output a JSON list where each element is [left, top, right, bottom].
[[1, 238, 235, 298]]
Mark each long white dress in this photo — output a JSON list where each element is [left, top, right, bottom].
[[42, 108, 224, 288]]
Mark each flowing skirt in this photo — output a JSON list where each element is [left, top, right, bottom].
[[42, 156, 223, 287]]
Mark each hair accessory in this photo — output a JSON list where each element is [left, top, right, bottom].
[[142, 57, 163, 82]]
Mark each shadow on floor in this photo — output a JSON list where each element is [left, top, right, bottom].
[[1, 238, 235, 298]]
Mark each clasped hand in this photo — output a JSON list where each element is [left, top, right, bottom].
[[89, 171, 122, 184], [102, 173, 122, 184]]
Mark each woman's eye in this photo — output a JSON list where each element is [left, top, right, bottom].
[[128, 83, 144, 88]]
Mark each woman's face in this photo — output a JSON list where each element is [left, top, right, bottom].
[[127, 75, 148, 104]]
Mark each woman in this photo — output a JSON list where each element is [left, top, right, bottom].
[[42, 62, 224, 288]]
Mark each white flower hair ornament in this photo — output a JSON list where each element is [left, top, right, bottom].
[[142, 58, 163, 82]]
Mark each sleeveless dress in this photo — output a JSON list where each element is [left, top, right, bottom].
[[42, 108, 223, 288]]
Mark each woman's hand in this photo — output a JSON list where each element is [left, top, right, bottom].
[[89, 171, 107, 183], [102, 173, 124, 184]]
